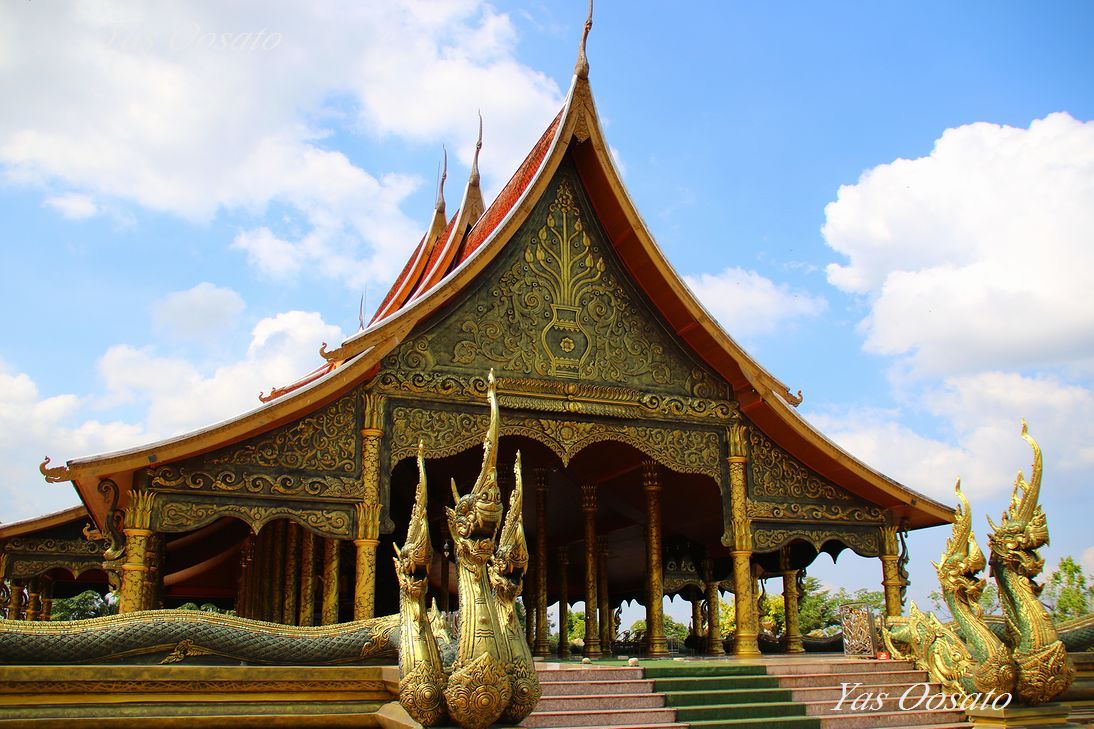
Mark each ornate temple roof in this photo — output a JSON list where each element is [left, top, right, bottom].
[[42, 33, 954, 533], [0, 505, 87, 539]]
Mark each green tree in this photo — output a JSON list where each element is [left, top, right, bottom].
[[796, 577, 884, 635], [567, 610, 586, 644], [629, 615, 688, 643], [49, 590, 117, 621], [1042, 556, 1094, 620]]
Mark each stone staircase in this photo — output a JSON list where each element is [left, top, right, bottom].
[[521, 658, 972, 729]]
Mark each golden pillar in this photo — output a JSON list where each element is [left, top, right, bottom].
[[298, 527, 317, 625], [40, 581, 53, 621], [691, 598, 704, 639], [580, 483, 601, 658], [119, 490, 156, 614], [524, 559, 536, 646], [8, 581, 25, 620], [283, 522, 301, 625], [880, 525, 903, 618], [143, 533, 164, 611], [353, 392, 385, 621], [321, 537, 340, 624], [24, 579, 40, 622], [353, 501, 381, 621], [557, 548, 570, 658], [782, 570, 804, 653], [703, 559, 723, 655], [727, 424, 760, 657], [642, 461, 669, 658], [533, 468, 550, 657], [598, 543, 611, 654]]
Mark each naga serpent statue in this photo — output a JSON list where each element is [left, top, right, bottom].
[[884, 421, 1074, 706]]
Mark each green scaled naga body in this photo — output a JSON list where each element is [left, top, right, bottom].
[[394, 441, 448, 726], [986, 421, 1074, 705]]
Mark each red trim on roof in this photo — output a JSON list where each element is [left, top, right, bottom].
[[459, 111, 563, 265], [371, 234, 427, 324], [258, 361, 336, 403]]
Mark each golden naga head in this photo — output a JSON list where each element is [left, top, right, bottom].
[[394, 440, 432, 596], [447, 370, 504, 550], [934, 480, 988, 605], [492, 451, 530, 601], [987, 420, 1049, 576]]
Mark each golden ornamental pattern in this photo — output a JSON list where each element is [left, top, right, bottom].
[[752, 526, 880, 557], [205, 393, 357, 473], [2, 538, 104, 556], [155, 498, 353, 539], [747, 500, 886, 524], [389, 405, 720, 479], [376, 370, 735, 424], [747, 427, 856, 503], [148, 466, 360, 500], [382, 168, 722, 399]]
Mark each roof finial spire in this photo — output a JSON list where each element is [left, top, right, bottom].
[[469, 111, 483, 187], [358, 289, 366, 331], [575, 0, 593, 79], [436, 146, 448, 212]]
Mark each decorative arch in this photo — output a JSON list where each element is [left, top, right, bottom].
[[751, 525, 881, 559], [153, 494, 354, 540], [388, 403, 721, 480]]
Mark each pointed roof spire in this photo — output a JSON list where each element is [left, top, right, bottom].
[[469, 111, 483, 188], [436, 145, 448, 212], [575, 0, 593, 79], [358, 290, 366, 331]]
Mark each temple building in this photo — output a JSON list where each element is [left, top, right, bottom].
[[17, 30, 952, 658]]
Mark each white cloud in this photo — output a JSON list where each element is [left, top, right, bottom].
[[805, 371, 1094, 503], [822, 112, 1094, 375], [151, 282, 244, 341], [100, 310, 343, 438], [0, 2, 563, 287], [0, 308, 343, 523], [43, 192, 98, 220], [684, 266, 827, 338], [0, 362, 146, 523]]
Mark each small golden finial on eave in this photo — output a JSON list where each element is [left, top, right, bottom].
[[39, 456, 70, 483], [575, 0, 593, 79], [469, 112, 483, 187], [436, 146, 448, 212], [358, 289, 367, 332]]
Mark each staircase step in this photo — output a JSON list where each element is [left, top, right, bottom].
[[770, 671, 929, 689], [536, 667, 644, 682], [788, 683, 943, 703], [684, 718, 821, 728], [641, 664, 769, 678], [651, 675, 783, 691], [534, 693, 664, 711], [803, 693, 953, 715], [768, 660, 914, 675], [672, 701, 809, 722], [817, 708, 967, 729], [662, 687, 793, 706], [519, 707, 679, 728], [540, 679, 655, 696]]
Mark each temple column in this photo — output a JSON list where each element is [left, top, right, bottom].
[[356, 393, 385, 620], [354, 501, 381, 620], [533, 468, 550, 657], [271, 521, 286, 623], [260, 526, 276, 622], [703, 559, 723, 655], [598, 543, 611, 655], [298, 528, 317, 625], [321, 537, 340, 624], [580, 483, 601, 658], [283, 522, 301, 625], [642, 461, 669, 658], [24, 579, 40, 621], [524, 560, 536, 646], [727, 424, 761, 657], [691, 598, 704, 641], [557, 548, 570, 658], [8, 580, 25, 620], [40, 581, 53, 621], [782, 570, 804, 653], [880, 525, 904, 618], [119, 490, 156, 614]]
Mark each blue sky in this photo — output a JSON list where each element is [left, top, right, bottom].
[[1, 1, 1092, 620]]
